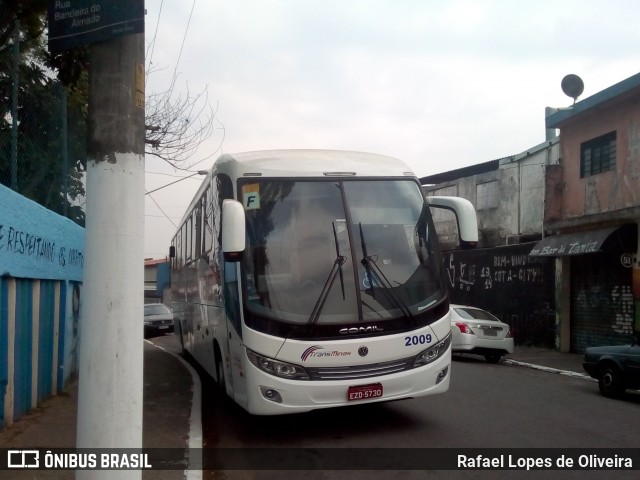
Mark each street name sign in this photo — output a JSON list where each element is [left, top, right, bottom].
[[48, 0, 144, 53]]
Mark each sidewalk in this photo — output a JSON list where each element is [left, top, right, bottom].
[[0, 339, 199, 479], [0, 339, 592, 478]]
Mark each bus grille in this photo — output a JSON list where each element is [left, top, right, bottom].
[[306, 357, 414, 381]]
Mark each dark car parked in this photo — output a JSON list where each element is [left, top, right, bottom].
[[583, 335, 640, 398], [144, 303, 174, 338]]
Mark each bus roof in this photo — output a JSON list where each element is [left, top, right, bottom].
[[214, 149, 416, 178], [175, 149, 417, 231]]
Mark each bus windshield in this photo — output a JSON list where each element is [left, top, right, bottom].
[[240, 178, 446, 338]]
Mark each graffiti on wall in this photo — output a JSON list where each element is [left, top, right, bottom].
[[1, 183, 84, 282], [612, 285, 634, 335], [446, 252, 545, 291], [571, 250, 636, 352], [0, 223, 84, 269], [444, 243, 556, 348]]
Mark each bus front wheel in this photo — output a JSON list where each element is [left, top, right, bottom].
[[176, 321, 185, 354], [214, 346, 226, 395]]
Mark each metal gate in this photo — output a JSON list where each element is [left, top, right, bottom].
[[570, 252, 634, 353]]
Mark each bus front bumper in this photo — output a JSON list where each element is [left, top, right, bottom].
[[243, 350, 451, 415]]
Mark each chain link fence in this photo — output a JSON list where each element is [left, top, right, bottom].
[[1, 9, 87, 226]]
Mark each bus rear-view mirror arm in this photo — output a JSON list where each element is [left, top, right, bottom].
[[426, 196, 478, 249], [222, 199, 246, 261]]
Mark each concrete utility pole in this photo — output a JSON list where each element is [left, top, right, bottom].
[[76, 32, 145, 480]]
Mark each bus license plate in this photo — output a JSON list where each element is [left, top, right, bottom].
[[347, 383, 383, 401]]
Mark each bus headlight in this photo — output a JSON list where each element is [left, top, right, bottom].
[[413, 332, 451, 368], [247, 349, 311, 380]]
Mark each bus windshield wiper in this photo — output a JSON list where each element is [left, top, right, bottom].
[[359, 223, 414, 322], [308, 222, 347, 325]]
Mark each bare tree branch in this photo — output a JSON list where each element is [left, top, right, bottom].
[[144, 82, 220, 169]]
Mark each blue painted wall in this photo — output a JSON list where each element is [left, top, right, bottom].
[[156, 262, 171, 296], [0, 278, 7, 426], [0, 184, 84, 427], [0, 184, 84, 281]]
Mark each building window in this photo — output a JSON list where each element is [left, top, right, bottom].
[[580, 131, 616, 178], [476, 180, 499, 210]]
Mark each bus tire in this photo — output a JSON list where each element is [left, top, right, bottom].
[[215, 346, 226, 394], [216, 359, 226, 394], [176, 321, 185, 354]]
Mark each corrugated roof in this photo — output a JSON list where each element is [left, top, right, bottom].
[[419, 158, 502, 185], [144, 258, 169, 266]]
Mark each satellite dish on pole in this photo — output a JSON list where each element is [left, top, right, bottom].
[[561, 74, 584, 105]]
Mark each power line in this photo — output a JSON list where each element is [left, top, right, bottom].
[[167, 0, 197, 97], [145, 170, 208, 195], [146, 192, 177, 228], [146, 0, 165, 76], [146, 170, 198, 178], [145, 214, 182, 219]]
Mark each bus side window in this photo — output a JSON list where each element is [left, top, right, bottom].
[[186, 217, 192, 263], [204, 185, 214, 254], [176, 227, 183, 268], [193, 205, 201, 258]]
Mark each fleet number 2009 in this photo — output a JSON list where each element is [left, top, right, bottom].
[[404, 334, 432, 346]]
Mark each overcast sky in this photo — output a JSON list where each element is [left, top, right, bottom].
[[142, 0, 639, 259]]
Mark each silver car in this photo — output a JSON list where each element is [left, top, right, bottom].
[[143, 303, 174, 338], [450, 304, 514, 363]]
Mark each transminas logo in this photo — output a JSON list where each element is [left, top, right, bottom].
[[301, 345, 352, 361]]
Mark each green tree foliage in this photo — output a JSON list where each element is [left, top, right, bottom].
[[1, 1, 218, 226], [0, 0, 87, 226]]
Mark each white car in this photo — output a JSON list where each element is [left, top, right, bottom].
[[450, 304, 514, 363]]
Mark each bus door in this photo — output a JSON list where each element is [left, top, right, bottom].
[[223, 260, 248, 406]]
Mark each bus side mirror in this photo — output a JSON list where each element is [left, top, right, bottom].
[[222, 199, 246, 261], [426, 196, 478, 249]]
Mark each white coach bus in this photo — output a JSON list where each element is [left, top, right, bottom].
[[169, 150, 477, 415]]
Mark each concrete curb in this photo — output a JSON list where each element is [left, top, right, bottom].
[[503, 358, 596, 382], [146, 340, 203, 480]]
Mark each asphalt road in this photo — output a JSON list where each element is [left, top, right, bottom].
[[153, 334, 640, 480]]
